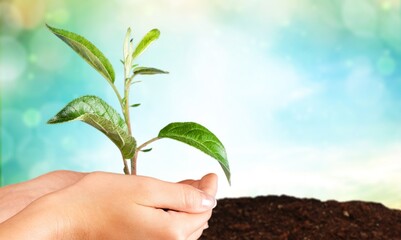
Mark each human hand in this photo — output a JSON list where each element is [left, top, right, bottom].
[[0, 170, 87, 223], [0, 172, 218, 240]]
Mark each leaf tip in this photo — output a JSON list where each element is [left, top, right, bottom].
[[45, 23, 55, 32], [47, 118, 57, 124], [151, 28, 161, 37], [45, 24, 60, 34]]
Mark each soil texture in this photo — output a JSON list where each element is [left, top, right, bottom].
[[201, 195, 401, 240]]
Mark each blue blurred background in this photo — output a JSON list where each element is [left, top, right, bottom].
[[1, 0, 401, 208]]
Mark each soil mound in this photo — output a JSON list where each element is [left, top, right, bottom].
[[202, 195, 401, 240]]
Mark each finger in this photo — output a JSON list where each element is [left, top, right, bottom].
[[178, 179, 196, 185], [133, 176, 216, 213], [179, 173, 218, 196], [33, 170, 87, 188], [197, 173, 218, 197], [165, 209, 212, 239], [187, 223, 209, 240], [179, 179, 202, 192]]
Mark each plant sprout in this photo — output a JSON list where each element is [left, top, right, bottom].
[[46, 25, 231, 184]]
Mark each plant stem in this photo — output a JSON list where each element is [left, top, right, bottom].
[[108, 77, 133, 175], [137, 137, 160, 150], [124, 76, 134, 134], [124, 73, 135, 174], [107, 73, 135, 175], [131, 152, 138, 175], [122, 155, 130, 175], [131, 137, 160, 175]]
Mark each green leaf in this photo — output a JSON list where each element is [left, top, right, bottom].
[[133, 67, 169, 75], [46, 24, 115, 84], [141, 148, 152, 152], [132, 29, 160, 60], [47, 95, 136, 159], [130, 103, 141, 108], [158, 122, 230, 184]]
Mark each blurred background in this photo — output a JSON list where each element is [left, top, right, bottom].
[[1, 0, 401, 208]]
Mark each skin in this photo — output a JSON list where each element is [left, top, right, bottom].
[[0, 170, 87, 223], [0, 171, 218, 240]]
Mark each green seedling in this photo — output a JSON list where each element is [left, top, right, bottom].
[[46, 25, 231, 184]]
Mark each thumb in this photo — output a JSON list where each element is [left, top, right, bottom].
[[135, 177, 217, 213]]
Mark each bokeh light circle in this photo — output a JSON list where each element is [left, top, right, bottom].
[[61, 136, 77, 151], [342, 0, 377, 37], [0, 2, 23, 34], [380, 13, 401, 53], [0, 37, 27, 85], [29, 29, 72, 72], [377, 53, 396, 76], [23, 108, 42, 128], [12, 0, 46, 30], [45, 8, 70, 25]]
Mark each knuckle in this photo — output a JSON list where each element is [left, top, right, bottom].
[[84, 171, 105, 180], [38, 170, 71, 179], [78, 171, 104, 185]]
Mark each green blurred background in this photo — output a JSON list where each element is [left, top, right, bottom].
[[1, 0, 401, 208]]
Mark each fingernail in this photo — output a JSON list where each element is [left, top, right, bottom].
[[202, 194, 217, 209]]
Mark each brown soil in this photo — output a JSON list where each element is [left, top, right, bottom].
[[201, 195, 401, 240]]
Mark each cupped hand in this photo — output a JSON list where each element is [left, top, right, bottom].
[[0, 172, 218, 240]]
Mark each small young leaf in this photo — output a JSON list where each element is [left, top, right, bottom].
[[123, 29, 134, 78], [158, 122, 231, 184], [130, 103, 141, 108], [130, 81, 142, 85], [46, 24, 115, 84], [141, 148, 152, 152], [47, 95, 136, 159], [132, 29, 160, 60], [134, 67, 169, 75], [123, 28, 132, 61]]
